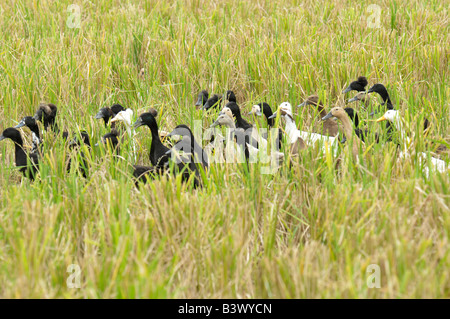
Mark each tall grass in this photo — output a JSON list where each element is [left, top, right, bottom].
[[0, 0, 448, 298]]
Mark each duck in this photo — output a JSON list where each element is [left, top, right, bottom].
[[0, 127, 39, 180], [222, 102, 267, 151], [269, 102, 337, 156], [33, 103, 58, 131], [342, 76, 368, 94], [110, 108, 134, 133], [224, 90, 237, 103], [249, 102, 274, 126], [67, 131, 91, 178], [33, 103, 69, 140], [99, 130, 154, 184], [94, 104, 125, 128], [98, 130, 121, 156], [203, 127, 226, 164], [249, 102, 283, 150], [202, 94, 223, 111], [297, 95, 339, 137], [210, 113, 249, 163], [322, 107, 366, 158], [368, 83, 430, 135], [223, 102, 252, 130], [366, 83, 398, 140], [133, 112, 170, 169], [15, 116, 42, 153], [376, 110, 449, 178], [110, 108, 137, 162], [347, 91, 372, 110], [195, 90, 209, 109], [343, 107, 380, 144], [165, 135, 202, 188], [166, 124, 208, 169], [222, 105, 264, 148], [367, 84, 394, 111]]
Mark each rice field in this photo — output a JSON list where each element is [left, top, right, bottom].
[[0, 0, 449, 298]]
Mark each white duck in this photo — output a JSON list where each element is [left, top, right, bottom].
[[269, 102, 339, 156], [110, 108, 137, 162], [377, 110, 449, 178], [210, 112, 247, 164]]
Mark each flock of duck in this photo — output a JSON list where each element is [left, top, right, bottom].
[[1, 76, 448, 187]]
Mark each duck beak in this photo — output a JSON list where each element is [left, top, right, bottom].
[[376, 115, 387, 123], [267, 111, 277, 119], [165, 131, 180, 141], [202, 100, 211, 110], [195, 96, 203, 107], [133, 118, 144, 129], [94, 111, 104, 119], [0, 135, 5, 141], [297, 102, 307, 108], [322, 112, 334, 121], [210, 119, 220, 128], [14, 120, 26, 128], [340, 137, 347, 144], [367, 88, 374, 94], [347, 96, 358, 103], [342, 86, 352, 94]]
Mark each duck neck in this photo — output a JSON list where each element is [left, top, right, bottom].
[[13, 139, 27, 167], [263, 108, 274, 127], [283, 114, 298, 142], [391, 118, 410, 145], [149, 124, 163, 147], [338, 114, 355, 140], [313, 102, 327, 118], [30, 125, 41, 141], [236, 116, 250, 130], [380, 89, 392, 106]]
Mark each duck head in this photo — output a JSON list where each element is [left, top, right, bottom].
[[110, 108, 134, 127], [268, 102, 293, 120], [347, 91, 369, 103], [33, 103, 57, 129], [248, 104, 262, 116], [15, 116, 38, 131], [210, 113, 234, 128], [202, 94, 222, 111], [342, 76, 368, 94], [322, 106, 346, 121], [297, 95, 320, 108], [133, 112, 157, 130], [376, 110, 399, 123], [195, 90, 209, 107], [0, 127, 23, 144]]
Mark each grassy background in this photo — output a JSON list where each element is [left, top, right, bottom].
[[0, 0, 449, 298]]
